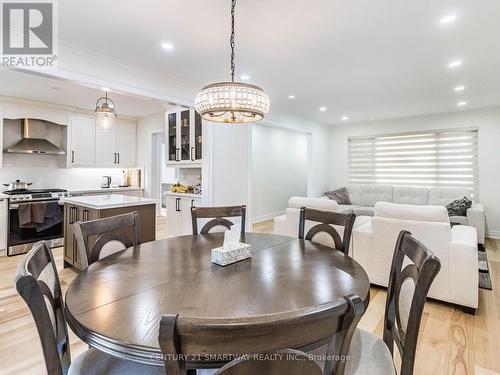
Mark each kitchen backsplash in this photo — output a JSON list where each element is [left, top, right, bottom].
[[0, 155, 143, 191], [177, 168, 201, 187]]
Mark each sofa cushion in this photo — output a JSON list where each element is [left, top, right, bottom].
[[449, 215, 468, 225], [353, 206, 375, 216], [347, 185, 362, 205], [393, 186, 429, 205], [325, 187, 351, 204], [288, 197, 338, 212], [374, 202, 450, 223], [428, 187, 473, 206], [360, 185, 394, 206], [338, 204, 359, 214]]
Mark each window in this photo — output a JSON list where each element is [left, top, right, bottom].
[[348, 128, 479, 196]]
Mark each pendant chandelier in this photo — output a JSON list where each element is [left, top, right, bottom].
[[194, 0, 270, 123], [95, 91, 117, 131]]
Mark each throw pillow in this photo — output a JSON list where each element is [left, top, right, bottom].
[[446, 196, 472, 216], [325, 187, 351, 204]]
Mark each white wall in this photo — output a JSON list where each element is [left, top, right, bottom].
[[251, 124, 308, 222], [136, 112, 167, 197], [330, 107, 500, 238]]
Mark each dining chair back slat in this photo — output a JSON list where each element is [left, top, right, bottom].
[[383, 230, 441, 375], [73, 211, 140, 269], [159, 294, 365, 375], [299, 207, 356, 255], [15, 241, 70, 375], [191, 205, 246, 234]]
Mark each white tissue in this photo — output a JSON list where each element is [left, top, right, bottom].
[[223, 223, 241, 249]]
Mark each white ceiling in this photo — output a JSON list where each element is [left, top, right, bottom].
[[6, 0, 500, 125], [0, 70, 166, 117]]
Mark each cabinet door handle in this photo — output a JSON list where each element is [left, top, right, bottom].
[[176, 148, 180, 162], [191, 199, 195, 208], [71, 151, 75, 163], [191, 147, 194, 161], [117, 153, 120, 164]]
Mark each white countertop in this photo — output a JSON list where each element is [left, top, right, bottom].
[[163, 191, 202, 199], [68, 187, 144, 194], [60, 194, 157, 210]]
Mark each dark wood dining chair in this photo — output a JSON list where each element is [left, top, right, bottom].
[[191, 205, 246, 234], [73, 211, 140, 270], [15, 241, 163, 375], [158, 294, 365, 375], [344, 230, 441, 375], [298, 207, 356, 255]]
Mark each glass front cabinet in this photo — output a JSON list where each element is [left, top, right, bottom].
[[165, 109, 203, 166]]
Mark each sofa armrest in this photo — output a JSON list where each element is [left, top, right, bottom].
[[449, 225, 478, 308], [467, 203, 485, 245]]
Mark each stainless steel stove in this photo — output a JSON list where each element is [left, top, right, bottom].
[[5, 188, 71, 256]]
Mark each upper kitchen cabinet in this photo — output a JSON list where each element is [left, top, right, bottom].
[[95, 118, 137, 167], [69, 115, 95, 166], [116, 120, 136, 166], [166, 108, 202, 167]]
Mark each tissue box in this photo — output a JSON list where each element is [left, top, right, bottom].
[[211, 243, 252, 266]]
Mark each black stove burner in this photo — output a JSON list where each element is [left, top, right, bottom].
[[3, 188, 67, 195]]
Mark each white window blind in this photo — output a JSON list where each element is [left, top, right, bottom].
[[348, 128, 479, 196]]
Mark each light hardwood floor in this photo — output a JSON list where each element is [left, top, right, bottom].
[[0, 217, 498, 375]]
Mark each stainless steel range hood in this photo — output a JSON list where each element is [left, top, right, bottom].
[[4, 118, 66, 155]]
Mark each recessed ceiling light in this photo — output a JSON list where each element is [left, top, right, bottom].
[[319, 107, 327, 112], [440, 14, 457, 25], [448, 60, 463, 68], [457, 101, 467, 106], [342, 116, 349, 121], [454, 85, 465, 92], [161, 42, 174, 50], [288, 95, 295, 99], [50, 86, 62, 91], [240, 74, 250, 81]]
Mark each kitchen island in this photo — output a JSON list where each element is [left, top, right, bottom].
[[61, 194, 157, 270]]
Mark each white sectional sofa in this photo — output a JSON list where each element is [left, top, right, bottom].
[[335, 185, 485, 245], [273, 197, 371, 247], [352, 202, 478, 311]]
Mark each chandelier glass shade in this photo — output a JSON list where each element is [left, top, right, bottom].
[[195, 82, 270, 123], [95, 92, 117, 131], [194, 0, 269, 124]]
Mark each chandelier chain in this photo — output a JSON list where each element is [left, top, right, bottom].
[[230, 0, 236, 82]]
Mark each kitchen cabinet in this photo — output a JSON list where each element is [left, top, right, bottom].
[[63, 197, 155, 270], [166, 195, 201, 237], [166, 109, 202, 167], [116, 120, 136, 166], [95, 119, 136, 167], [69, 116, 95, 166], [63, 204, 99, 269]]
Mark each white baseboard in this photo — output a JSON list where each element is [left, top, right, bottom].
[[486, 230, 500, 239], [252, 210, 286, 224]]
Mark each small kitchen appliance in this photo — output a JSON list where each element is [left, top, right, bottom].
[[101, 176, 111, 188]]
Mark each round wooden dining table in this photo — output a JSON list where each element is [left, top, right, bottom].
[[65, 232, 370, 367]]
